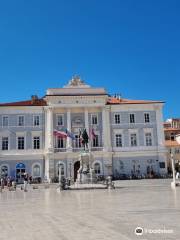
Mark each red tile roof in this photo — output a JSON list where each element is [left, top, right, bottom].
[[0, 99, 47, 107], [107, 97, 164, 105], [0, 97, 163, 106]]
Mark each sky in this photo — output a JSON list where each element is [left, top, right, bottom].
[[0, 0, 179, 120]]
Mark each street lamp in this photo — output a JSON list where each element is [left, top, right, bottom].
[[171, 134, 180, 188]]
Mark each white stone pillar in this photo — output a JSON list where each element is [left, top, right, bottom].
[[66, 109, 72, 151], [155, 105, 165, 147], [102, 106, 112, 151], [45, 107, 54, 152], [67, 160, 73, 180], [85, 109, 90, 149], [45, 107, 54, 181]]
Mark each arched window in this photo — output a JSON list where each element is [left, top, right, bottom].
[[119, 160, 124, 170], [0, 165, 8, 178], [94, 162, 101, 174], [57, 163, 65, 176], [33, 164, 40, 177]]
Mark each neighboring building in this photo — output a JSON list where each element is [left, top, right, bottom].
[[164, 119, 180, 173], [0, 76, 167, 182]]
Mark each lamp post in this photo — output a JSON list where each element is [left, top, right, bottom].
[[171, 134, 180, 188], [69, 162, 72, 184]]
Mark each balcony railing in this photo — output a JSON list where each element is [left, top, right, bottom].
[[54, 146, 103, 153], [54, 148, 67, 153], [91, 147, 103, 151]]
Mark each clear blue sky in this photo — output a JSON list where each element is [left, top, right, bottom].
[[0, 0, 179, 119]]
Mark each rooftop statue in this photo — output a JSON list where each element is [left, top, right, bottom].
[[68, 76, 85, 86]]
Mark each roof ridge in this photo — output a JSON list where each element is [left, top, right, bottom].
[[0, 98, 47, 107]]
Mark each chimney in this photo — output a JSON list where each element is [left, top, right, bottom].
[[31, 95, 38, 104]]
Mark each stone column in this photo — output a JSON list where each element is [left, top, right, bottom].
[[67, 160, 73, 180], [45, 107, 54, 182], [102, 106, 112, 151], [85, 109, 90, 150], [66, 109, 72, 151]]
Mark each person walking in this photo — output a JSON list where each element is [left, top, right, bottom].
[[7, 177, 11, 191], [0, 178, 4, 189], [24, 172, 28, 192]]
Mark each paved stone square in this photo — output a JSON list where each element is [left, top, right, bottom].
[[0, 179, 180, 240]]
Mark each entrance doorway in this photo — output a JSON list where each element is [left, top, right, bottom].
[[74, 161, 80, 181], [16, 163, 26, 183]]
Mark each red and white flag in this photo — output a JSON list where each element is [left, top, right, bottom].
[[90, 128, 97, 139], [53, 129, 67, 138]]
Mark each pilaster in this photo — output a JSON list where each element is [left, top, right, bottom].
[[102, 106, 112, 151], [66, 109, 72, 151], [85, 109, 90, 150]]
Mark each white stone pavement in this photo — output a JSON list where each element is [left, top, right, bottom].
[[0, 179, 180, 240]]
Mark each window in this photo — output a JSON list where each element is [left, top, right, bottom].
[[57, 163, 64, 176], [175, 148, 180, 154], [33, 115, 40, 126], [119, 160, 124, 170], [171, 133, 175, 141], [145, 133, 152, 146], [57, 137, 65, 148], [33, 136, 40, 149], [33, 165, 40, 177], [130, 133, 137, 146], [2, 116, 8, 127], [114, 114, 120, 124], [0, 165, 8, 178], [165, 134, 170, 141], [57, 115, 64, 126], [75, 135, 82, 148], [93, 135, 99, 147], [115, 134, 122, 147], [94, 163, 101, 174], [159, 162, 165, 168], [18, 116, 24, 126], [130, 114, 135, 123], [2, 137, 8, 150], [91, 114, 98, 125], [144, 113, 150, 123], [18, 137, 25, 150]]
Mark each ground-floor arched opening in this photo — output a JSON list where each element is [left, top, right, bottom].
[[16, 163, 26, 183], [74, 161, 80, 181]]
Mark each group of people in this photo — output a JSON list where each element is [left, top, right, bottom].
[[0, 177, 15, 189], [0, 173, 33, 191]]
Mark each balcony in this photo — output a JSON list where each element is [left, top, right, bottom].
[[91, 147, 103, 151], [54, 148, 67, 153], [53, 146, 103, 153]]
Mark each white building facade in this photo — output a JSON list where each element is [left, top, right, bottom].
[[0, 77, 167, 182]]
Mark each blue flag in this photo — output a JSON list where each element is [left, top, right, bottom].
[[65, 129, 75, 140]]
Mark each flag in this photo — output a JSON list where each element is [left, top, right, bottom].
[[65, 129, 75, 140], [79, 129, 83, 143], [53, 129, 67, 138], [90, 128, 97, 139], [82, 129, 89, 143]]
